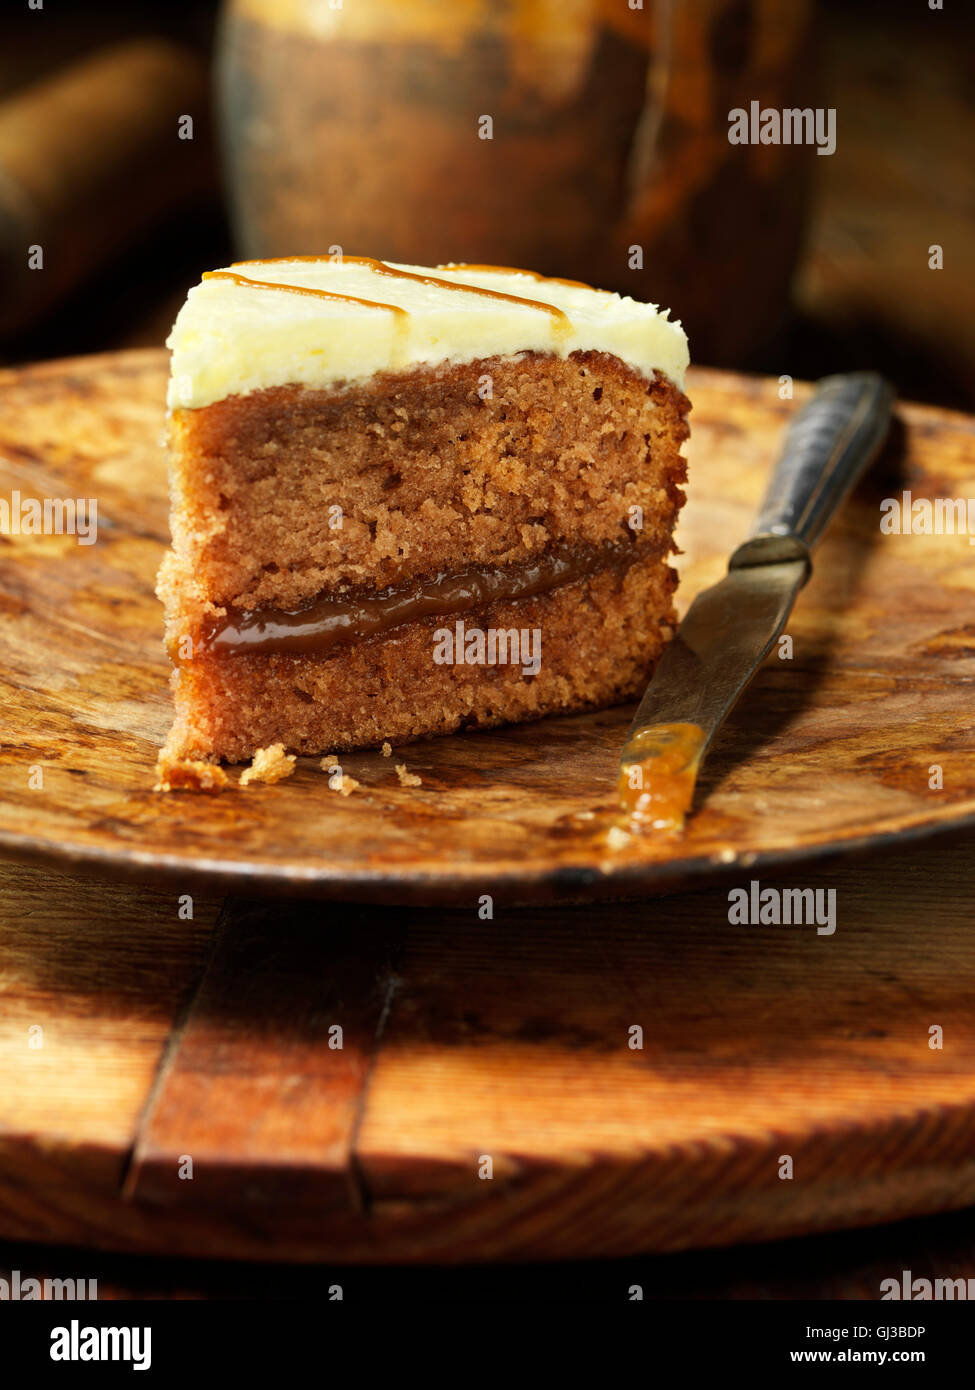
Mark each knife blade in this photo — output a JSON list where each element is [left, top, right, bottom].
[[618, 371, 895, 832]]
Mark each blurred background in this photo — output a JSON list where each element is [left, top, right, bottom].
[[1, 0, 972, 408]]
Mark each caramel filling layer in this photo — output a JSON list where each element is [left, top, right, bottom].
[[200, 539, 655, 658]]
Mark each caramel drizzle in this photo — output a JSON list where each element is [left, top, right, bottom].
[[202, 268, 408, 320], [219, 255, 573, 336], [441, 262, 596, 292]]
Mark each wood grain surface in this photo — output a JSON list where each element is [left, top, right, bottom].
[[0, 828, 974, 1264], [0, 351, 973, 903]]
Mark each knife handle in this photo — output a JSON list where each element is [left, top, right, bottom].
[[730, 372, 894, 572]]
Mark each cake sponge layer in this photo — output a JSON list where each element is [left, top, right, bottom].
[[159, 350, 688, 629], [160, 550, 678, 764]]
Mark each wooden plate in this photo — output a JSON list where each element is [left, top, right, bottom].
[[1, 351, 974, 903]]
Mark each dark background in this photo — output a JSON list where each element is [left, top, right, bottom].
[[2, 0, 974, 409]]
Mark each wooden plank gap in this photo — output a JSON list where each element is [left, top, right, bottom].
[[120, 892, 233, 1201], [121, 898, 407, 1212]]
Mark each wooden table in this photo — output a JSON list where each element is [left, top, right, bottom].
[[1, 822, 973, 1273]]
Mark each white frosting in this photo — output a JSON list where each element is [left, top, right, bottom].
[[166, 258, 689, 410]]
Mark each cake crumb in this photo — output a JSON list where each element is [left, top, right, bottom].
[[395, 762, 422, 788], [320, 758, 360, 796], [153, 752, 229, 793], [240, 743, 296, 786], [381, 741, 392, 758]]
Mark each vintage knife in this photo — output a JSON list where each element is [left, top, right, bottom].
[[618, 372, 895, 832]]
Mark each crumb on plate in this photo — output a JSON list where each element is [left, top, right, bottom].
[[240, 743, 296, 786], [153, 751, 229, 793], [320, 758, 360, 795]]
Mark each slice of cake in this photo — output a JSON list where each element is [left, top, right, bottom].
[[156, 257, 689, 778]]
